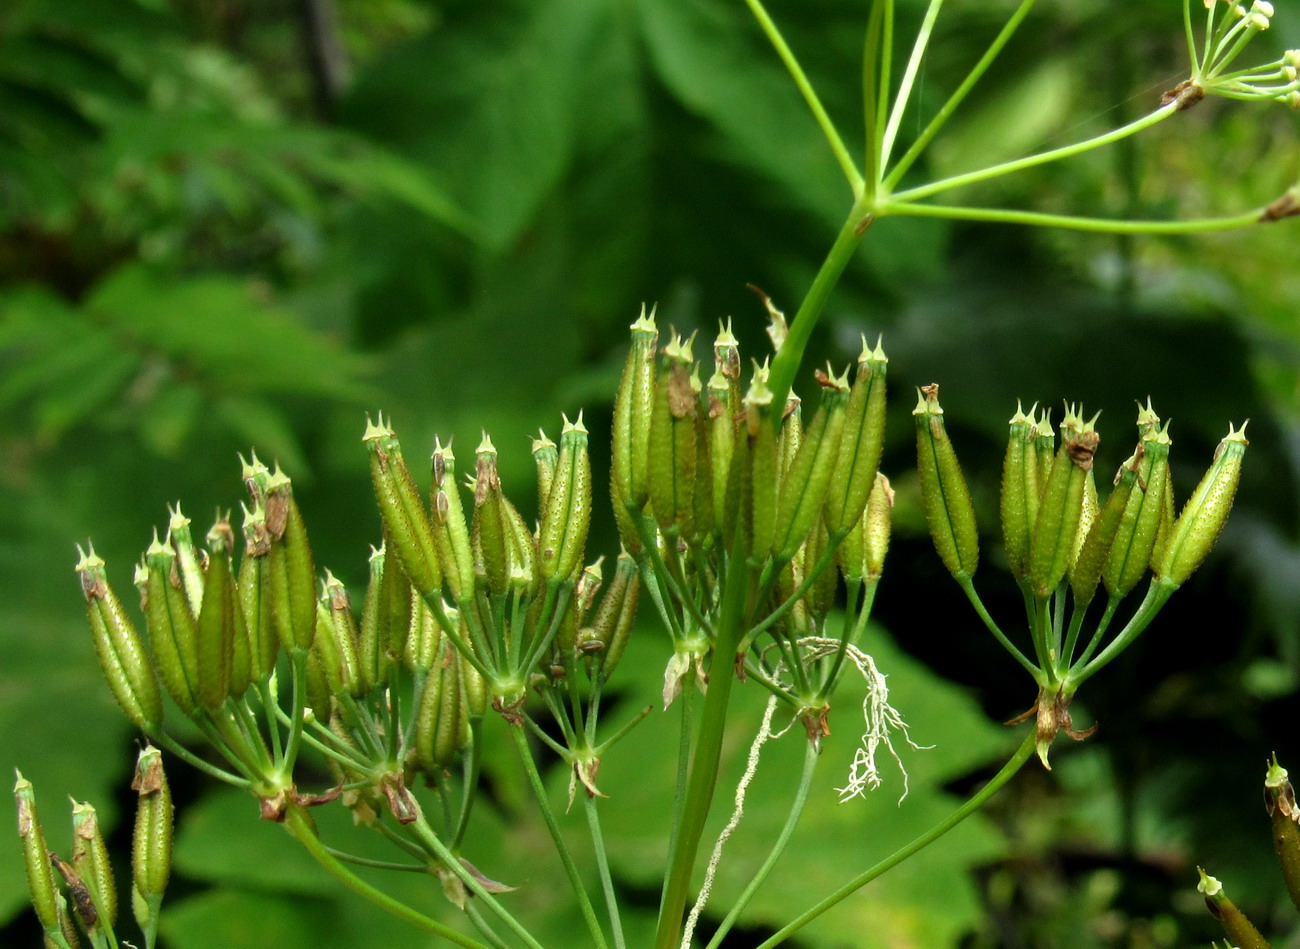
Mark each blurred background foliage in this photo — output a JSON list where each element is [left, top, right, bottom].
[[2, 0, 1298, 945]]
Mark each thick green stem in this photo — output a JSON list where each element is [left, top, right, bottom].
[[766, 197, 873, 416], [754, 729, 1038, 948], [704, 738, 819, 949], [282, 804, 491, 949], [653, 529, 751, 949]]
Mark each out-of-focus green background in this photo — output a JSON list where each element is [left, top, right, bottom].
[[2, 0, 1298, 945]]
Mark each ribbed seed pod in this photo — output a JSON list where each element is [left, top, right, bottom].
[[1103, 423, 1172, 599], [777, 396, 802, 488], [356, 547, 385, 694], [773, 371, 849, 561], [473, 435, 511, 596], [1072, 471, 1099, 568], [862, 472, 893, 581], [167, 506, 206, 614], [130, 746, 172, 940], [501, 488, 539, 596], [237, 503, 279, 684], [707, 369, 737, 536], [77, 546, 163, 731], [431, 439, 476, 604], [303, 648, 330, 720], [538, 414, 592, 582], [406, 596, 439, 673], [195, 519, 237, 709], [1028, 406, 1099, 599], [71, 801, 116, 929], [746, 368, 779, 564], [363, 416, 443, 598], [825, 337, 888, 535], [1197, 869, 1269, 949], [1265, 757, 1300, 912], [1070, 450, 1141, 606], [15, 772, 62, 935], [1150, 471, 1176, 571], [611, 306, 659, 513], [687, 406, 715, 547], [647, 334, 699, 538], [532, 431, 558, 517], [265, 467, 317, 651], [317, 572, 361, 698], [581, 551, 640, 678], [143, 535, 201, 716], [1033, 409, 1056, 494], [377, 536, 413, 661], [1000, 402, 1041, 582], [460, 631, 488, 720], [914, 385, 979, 580], [802, 524, 838, 621], [1155, 423, 1248, 587], [413, 637, 463, 774]]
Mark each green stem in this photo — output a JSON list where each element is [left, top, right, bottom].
[[704, 738, 819, 949], [891, 103, 1178, 203], [754, 729, 1038, 948], [281, 647, 309, 774], [745, 531, 845, 643], [862, 0, 887, 195], [743, 0, 863, 196], [882, 200, 1267, 234], [282, 803, 491, 949], [885, 0, 1038, 189], [509, 725, 609, 949], [149, 730, 250, 788], [766, 196, 873, 416], [585, 795, 627, 949], [879, 0, 947, 170], [1071, 595, 1121, 672], [323, 846, 429, 872], [653, 526, 751, 949], [957, 576, 1039, 678], [661, 669, 697, 906]]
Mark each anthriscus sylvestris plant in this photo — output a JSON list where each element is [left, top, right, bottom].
[[14, 0, 1297, 947]]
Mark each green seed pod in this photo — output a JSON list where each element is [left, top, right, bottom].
[[825, 337, 888, 535], [1072, 469, 1099, 569], [1156, 423, 1248, 588], [688, 404, 715, 548], [777, 396, 803, 488], [237, 503, 279, 684], [1028, 406, 1099, 599], [1032, 409, 1055, 495], [538, 414, 592, 582], [501, 487, 539, 596], [1264, 756, 1300, 912], [431, 439, 476, 604], [582, 551, 640, 678], [460, 633, 488, 720], [707, 369, 738, 535], [377, 536, 413, 661], [862, 472, 893, 581], [317, 572, 361, 698], [356, 546, 385, 695], [1197, 869, 1270, 949], [71, 801, 116, 929], [773, 370, 849, 561], [1149, 470, 1176, 572], [364, 415, 443, 598], [611, 306, 659, 513], [746, 367, 779, 565], [914, 384, 979, 580], [802, 523, 838, 621], [647, 334, 699, 538], [1000, 402, 1041, 582], [167, 504, 206, 614], [195, 518, 237, 709], [303, 648, 330, 721], [144, 534, 201, 716], [473, 435, 511, 596], [1103, 423, 1172, 599], [77, 546, 164, 731], [1070, 450, 1142, 607], [265, 467, 317, 651], [413, 636, 463, 775], [130, 746, 172, 940], [406, 596, 440, 673], [531, 431, 558, 518], [15, 772, 62, 935]]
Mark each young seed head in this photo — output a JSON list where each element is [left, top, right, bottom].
[[71, 801, 117, 929], [611, 306, 659, 513], [430, 439, 476, 604], [538, 413, 592, 582], [194, 519, 237, 709], [773, 369, 850, 561], [265, 466, 317, 651], [647, 334, 700, 538], [825, 337, 888, 535], [1104, 421, 1173, 599], [14, 772, 62, 934], [364, 415, 443, 598], [1000, 401, 1041, 582], [144, 533, 201, 716], [130, 746, 173, 938]]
